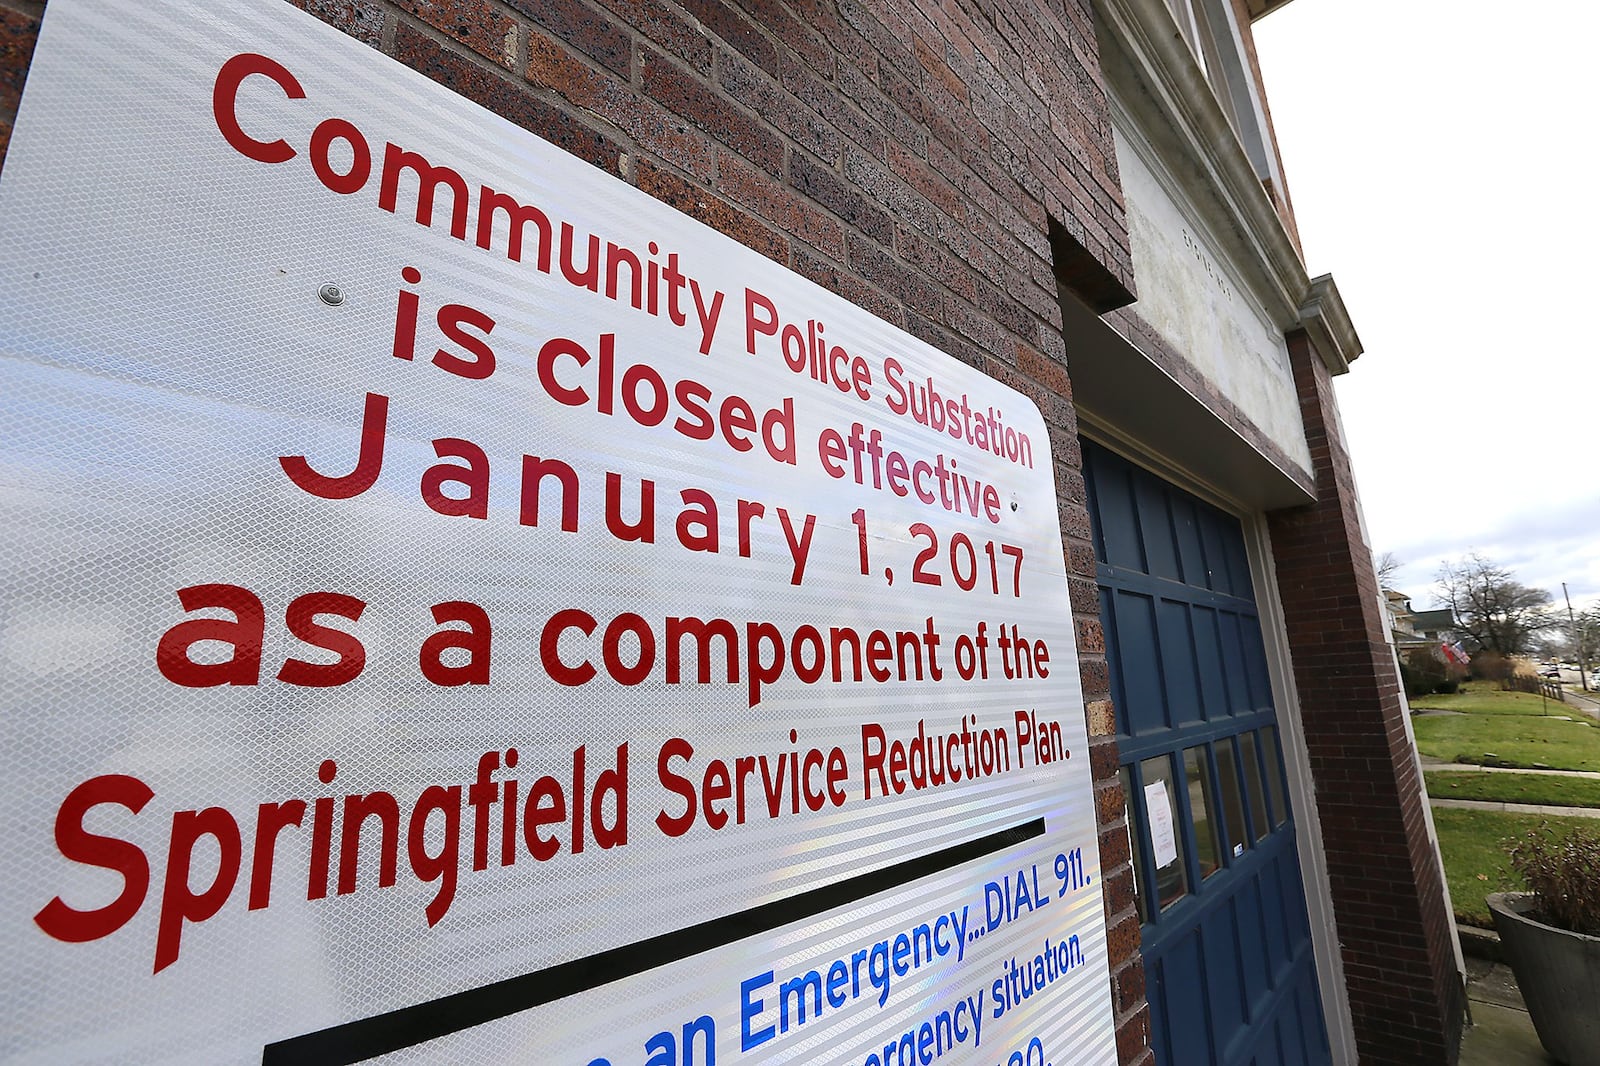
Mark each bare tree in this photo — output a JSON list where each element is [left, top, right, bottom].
[[1435, 553, 1555, 656], [1375, 551, 1401, 587]]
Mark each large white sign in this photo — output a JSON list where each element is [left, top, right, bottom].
[[0, 1, 1117, 1062]]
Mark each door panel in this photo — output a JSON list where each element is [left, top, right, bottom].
[[1085, 440, 1329, 1066]]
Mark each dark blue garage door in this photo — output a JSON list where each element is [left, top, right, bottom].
[[1084, 440, 1329, 1066]]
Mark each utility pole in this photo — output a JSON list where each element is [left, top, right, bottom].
[[1564, 582, 1589, 692]]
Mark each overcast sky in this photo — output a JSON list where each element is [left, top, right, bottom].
[[1253, 1, 1600, 613]]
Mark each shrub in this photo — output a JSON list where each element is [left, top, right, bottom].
[[1505, 823, 1600, 936], [1471, 652, 1516, 685], [1403, 648, 1446, 698]]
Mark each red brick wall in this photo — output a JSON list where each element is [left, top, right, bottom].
[[1267, 331, 1465, 1064], [0, 0, 1151, 1061], [0, 1, 40, 162]]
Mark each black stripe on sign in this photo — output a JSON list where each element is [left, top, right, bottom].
[[262, 817, 1045, 1064]]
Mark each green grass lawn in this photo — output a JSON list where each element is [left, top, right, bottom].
[[1411, 685, 1572, 717], [1411, 712, 1600, 771], [1424, 769, 1600, 808], [1431, 808, 1596, 927], [1415, 685, 1600, 925], [1432, 807, 1528, 926]]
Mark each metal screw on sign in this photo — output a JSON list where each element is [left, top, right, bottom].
[[318, 284, 345, 306]]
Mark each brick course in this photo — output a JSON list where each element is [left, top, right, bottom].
[[1267, 330, 1466, 1063], [0, 2, 41, 160]]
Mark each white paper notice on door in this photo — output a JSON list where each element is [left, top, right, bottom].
[[1144, 779, 1179, 868]]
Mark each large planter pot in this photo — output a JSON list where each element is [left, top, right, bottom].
[[1488, 892, 1600, 1065]]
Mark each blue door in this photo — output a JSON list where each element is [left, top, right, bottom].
[[1084, 441, 1329, 1066]]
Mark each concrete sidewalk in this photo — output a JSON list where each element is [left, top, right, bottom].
[[1459, 954, 1555, 1064], [1422, 760, 1600, 781], [1423, 759, 1600, 819], [1430, 796, 1600, 819]]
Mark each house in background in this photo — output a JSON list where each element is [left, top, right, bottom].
[[1384, 590, 1470, 688], [1384, 588, 1420, 644], [1413, 608, 1463, 646], [1384, 589, 1464, 653]]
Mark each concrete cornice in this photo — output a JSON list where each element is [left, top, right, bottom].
[[1297, 273, 1362, 376], [1095, 0, 1310, 329]]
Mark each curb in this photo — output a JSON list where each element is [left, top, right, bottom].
[[1456, 922, 1506, 964]]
